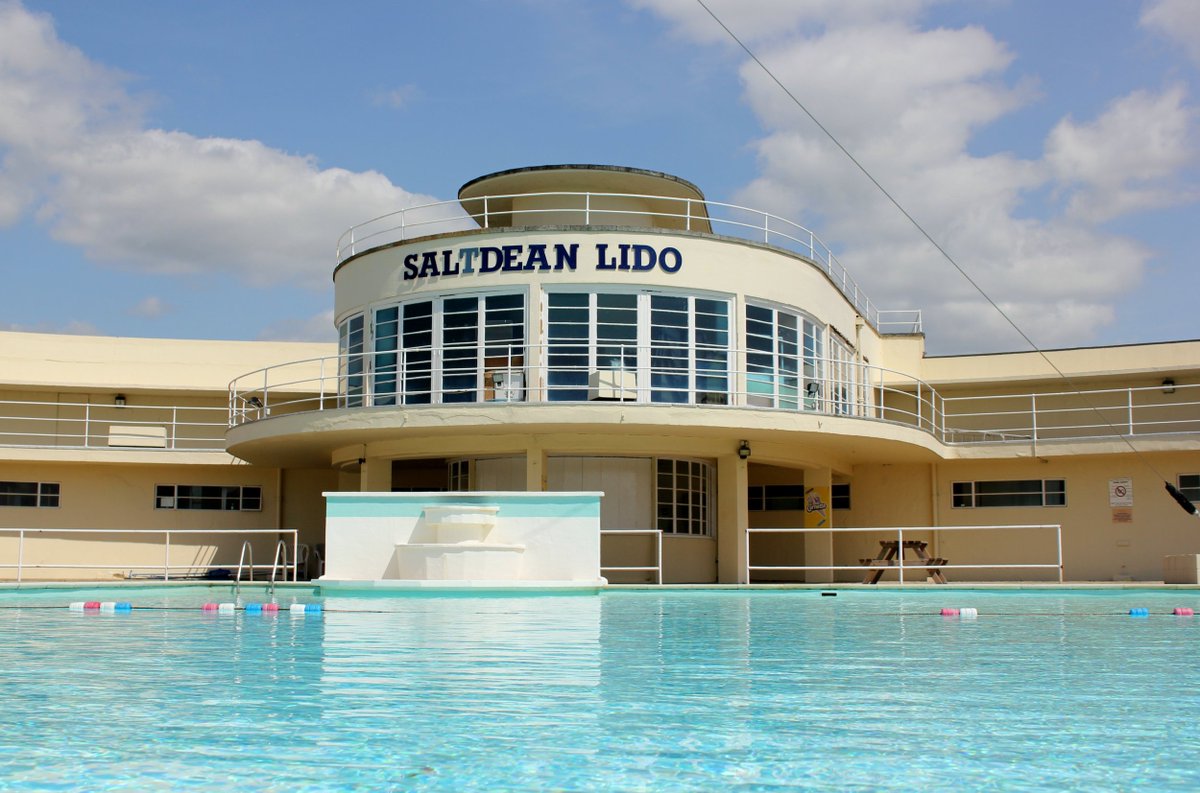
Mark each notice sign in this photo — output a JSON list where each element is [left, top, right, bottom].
[[1112, 508, 1133, 523], [1109, 478, 1133, 507]]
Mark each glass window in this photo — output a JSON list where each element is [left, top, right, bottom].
[[448, 460, 471, 492], [952, 480, 1066, 508], [0, 481, 58, 508], [1179, 474, 1200, 503], [367, 294, 525, 406], [832, 483, 851, 510], [338, 314, 365, 408], [546, 290, 730, 405], [746, 303, 825, 411], [657, 458, 713, 536], [155, 485, 263, 511]]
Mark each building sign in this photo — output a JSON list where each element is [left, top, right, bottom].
[[1109, 478, 1133, 507], [402, 241, 683, 281]]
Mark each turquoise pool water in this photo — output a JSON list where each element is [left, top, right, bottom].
[[2, 587, 1199, 791]]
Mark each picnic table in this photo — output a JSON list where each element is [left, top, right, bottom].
[[860, 540, 948, 584]]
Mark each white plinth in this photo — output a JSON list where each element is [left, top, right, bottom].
[[395, 543, 525, 580]]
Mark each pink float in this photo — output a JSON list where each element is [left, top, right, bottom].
[[940, 608, 959, 616], [1173, 607, 1194, 616]]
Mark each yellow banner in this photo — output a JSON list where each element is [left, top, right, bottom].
[[804, 486, 831, 529]]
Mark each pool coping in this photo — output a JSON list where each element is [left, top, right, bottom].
[[3, 580, 1200, 594]]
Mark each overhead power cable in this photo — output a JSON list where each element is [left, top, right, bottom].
[[694, 0, 1195, 516]]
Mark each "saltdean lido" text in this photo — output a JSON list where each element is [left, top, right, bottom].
[[402, 242, 683, 281]]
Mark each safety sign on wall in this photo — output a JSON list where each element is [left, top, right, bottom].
[[1109, 478, 1133, 507]]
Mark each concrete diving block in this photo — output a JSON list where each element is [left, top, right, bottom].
[[422, 504, 501, 544]]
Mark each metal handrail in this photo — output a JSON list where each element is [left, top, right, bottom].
[[236, 541, 254, 584], [0, 528, 299, 583], [0, 398, 227, 451], [332, 189, 894, 328], [744, 524, 1064, 584], [227, 347, 1200, 446], [600, 528, 663, 585]]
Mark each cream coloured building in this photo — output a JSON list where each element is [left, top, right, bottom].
[[3, 165, 1198, 583]]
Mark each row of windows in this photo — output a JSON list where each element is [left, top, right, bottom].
[[154, 485, 263, 511], [337, 288, 862, 410], [1, 482, 263, 510], [0, 481, 60, 508], [952, 479, 1066, 508], [748, 484, 850, 511]]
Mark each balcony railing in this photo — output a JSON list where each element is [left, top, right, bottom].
[[333, 191, 921, 333], [227, 348, 1200, 446], [0, 399, 228, 451]]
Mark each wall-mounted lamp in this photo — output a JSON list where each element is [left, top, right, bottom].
[[1162, 378, 1176, 394], [114, 394, 126, 407], [248, 396, 263, 409], [738, 440, 751, 460]]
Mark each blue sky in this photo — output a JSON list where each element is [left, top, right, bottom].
[[1, 0, 1197, 354]]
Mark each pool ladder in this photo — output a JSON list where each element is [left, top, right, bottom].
[[235, 540, 306, 599]]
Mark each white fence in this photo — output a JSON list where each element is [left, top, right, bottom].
[[745, 524, 1064, 584], [0, 528, 301, 583], [600, 528, 663, 585], [0, 398, 227, 451]]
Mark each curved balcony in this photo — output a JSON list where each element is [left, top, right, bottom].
[[227, 349, 1200, 449], [333, 191, 922, 333]]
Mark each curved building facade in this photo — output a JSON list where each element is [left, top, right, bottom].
[[2, 164, 1196, 584]]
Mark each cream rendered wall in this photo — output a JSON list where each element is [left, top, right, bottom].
[[832, 463, 935, 583], [0, 331, 333, 392], [0, 460, 282, 581], [933, 453, 1200, 581], [281, 467, 340, 553]]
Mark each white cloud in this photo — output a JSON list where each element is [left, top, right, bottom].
[[372, 84, 420, 109], [633, 0, 1197, 351], [1045, 86, 1197, 222], [1141, 0, 1200, 65], [0, 2, 454, 290], [127, 296, 169, 318], [257, 310, 336, 343], [1, 319, 100, 335]]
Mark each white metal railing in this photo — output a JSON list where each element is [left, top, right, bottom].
[[0, 398, 227, 451], [228, 348, 1199, 446], [332, 190, 913, 331], [600, 528, 663, 585], [228, 347, 942, 436], [744, 524, 1064, 584], [940, 383, 1200, 446], [0, 528, 299, 583]]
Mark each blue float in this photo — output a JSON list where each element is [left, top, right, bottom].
[[1129, 608, 1150, 617]]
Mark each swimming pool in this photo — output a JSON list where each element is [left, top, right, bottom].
[[1, 587, 1198, 791]]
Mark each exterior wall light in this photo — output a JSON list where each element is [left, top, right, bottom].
[[1162, 378, 1176, 394], [738, 440, 751, 460], [114, 394, 126, 407]]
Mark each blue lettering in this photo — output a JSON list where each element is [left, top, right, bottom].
[[418, 251, 440, 278], [525, 244, 548, 271], [659, 246, 683, 274], [502, 245, 524, 272], [441, 249, 458, 276], [617, 244, 631, 271], [403, 252, 419, 280], [480, 247, 503, 273], [630, 245, 656, 271], [595, 243, 616, 270], [460, 247, 479, 274], [554, 244, 578, 271]]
